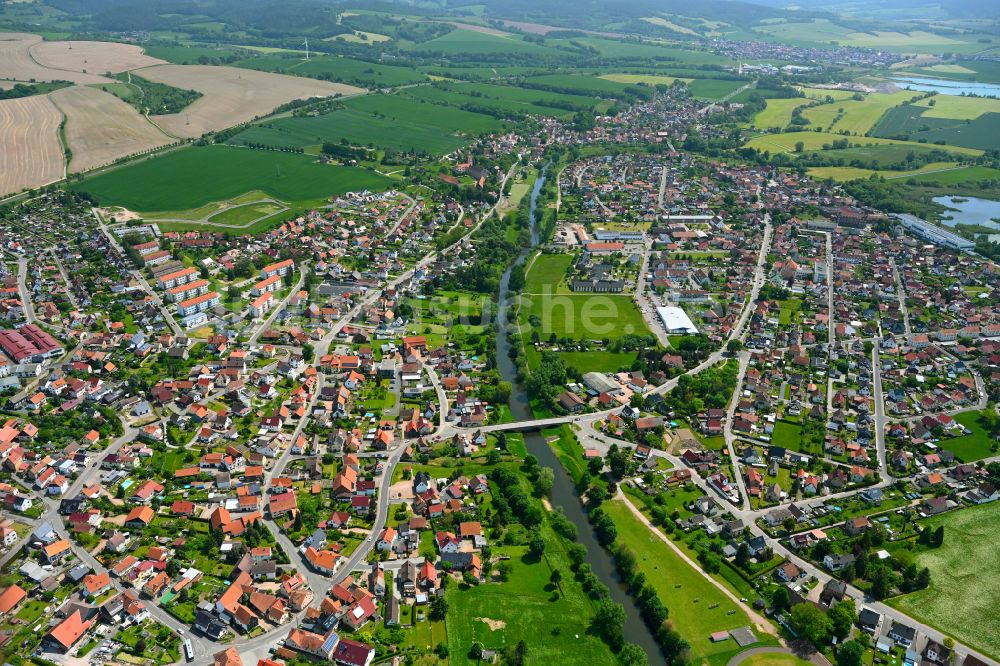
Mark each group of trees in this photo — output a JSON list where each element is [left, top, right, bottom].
[[665, 360, 738, 417]]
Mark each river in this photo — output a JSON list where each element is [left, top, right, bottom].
[[493, 165, 663, 660], [891, 75, 1000, 98]]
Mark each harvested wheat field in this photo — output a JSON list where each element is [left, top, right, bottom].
[[0, 94, 64, 196], [30, 40, 166, 76], [134, 64, 364, 138], [50, 86, 174, 173], [0, 33, 109, 84]]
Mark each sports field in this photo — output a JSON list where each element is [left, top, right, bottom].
[[736, 652, 813, 666], [70, 145, 391, 212], [889, 501, 1000, 660], [604, 499, 755, 666]]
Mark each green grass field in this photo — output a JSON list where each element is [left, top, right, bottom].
[[519, 293, 650, 339], [913, 95, 1000, 120], [229, 93, 504, 155], [905, 165, 1000, 186], [945, 410, 998, 462], [410, 29, 556, 56], [737, 652, 813, 666], [799, 91, 915, 135], [524, 252, 574, 293], [744, 131, 982, 157], [873, 104, 1000, 151], [888, 501, 1000, 660], [604, 499, 755, 666], [70, 146, 392, 212], [400, 81, 606, 119], [777, 298, 802, 325], [445, 523, 615, 665], [205, 202, 285, 225], [753, 98, 809, 129], [770, 420, 803, 451], [687, 78, 746, 101], [599, 73, 691, 86]]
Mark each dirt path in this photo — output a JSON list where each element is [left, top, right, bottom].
[[617, 489, 779, 638]]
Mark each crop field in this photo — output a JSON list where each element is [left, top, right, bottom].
[[134, 64, 364, 139], [743, 131, 982, 157], [229, 93, 502, 155], [49, 85, 173, 173], [889, 501, 1000, 660], [141, 44, 249, 64], [30, 40, 165, 75], [70, 145, 392, 212], [799, 91, 915, 135], [445, 525, 614, 665], [518, 293, 650, 339], [400, 81, 604, 118], [523, 74, 635, 97], [873, 105, 1000, 151], [0, 94, 65, 196], [913, 95, 1000, 120], [408, 28, 555, 56], [234, 53, 428, 88], [0, 32, 109, 84], [524, 252, 573, 293], [604, 499, 755, 666]]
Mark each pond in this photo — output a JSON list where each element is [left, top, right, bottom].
[[933, 195, 1000, 232], [892, 75, 1000, 98]]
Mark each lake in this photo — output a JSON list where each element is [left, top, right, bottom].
[[892, 75, 1000, 98], [934, 195, 1000, 232]]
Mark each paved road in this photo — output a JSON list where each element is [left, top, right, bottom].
[[16, 257, 36, 323], [247, 266, 307, 346]]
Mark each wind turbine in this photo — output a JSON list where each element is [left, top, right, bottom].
[[303, 37, 310, 61]]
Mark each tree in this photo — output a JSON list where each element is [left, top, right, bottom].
[[791, 603, 831, 646], [933, 525, 945, 547], [618, 643, 650, 666], [916, 567, 931, 590], [838, 639, 866, 666], [771, 586, 790, 613], [870, 567, 890, 600], [430, 595, 449, 621], [528, 533, 546, 558], [735, 542, 751, 569], [469, 642, 484, 660], [593, 599, 626, 651], [828, 598, 856, 640], [535, 467, 555, 497], [550, 568, 562, 586]]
